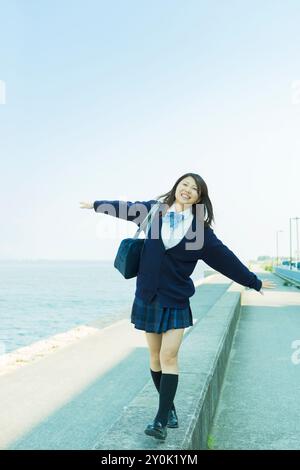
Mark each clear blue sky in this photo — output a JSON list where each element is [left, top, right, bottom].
[[0, 0, 299, 261]]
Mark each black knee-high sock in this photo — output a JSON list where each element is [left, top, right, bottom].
[[150, 369, 175, 412], [155, 373, 179, 427]]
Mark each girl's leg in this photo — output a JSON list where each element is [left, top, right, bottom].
[[145, 331, 163, 396], [160, 328, 184, 374], [145, 331, 176, 415], [154, 328, 184, 426], [145, 332, 162, 372]]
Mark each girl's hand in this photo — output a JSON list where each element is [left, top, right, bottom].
[[259, 279, 277, 295], [79, 201, 94, 209]]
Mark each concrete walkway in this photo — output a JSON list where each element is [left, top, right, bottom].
[[1, 274, 229, 450], [210, 271, 300, 450]]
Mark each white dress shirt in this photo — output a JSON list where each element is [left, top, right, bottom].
[[161, 202, 194, 250]]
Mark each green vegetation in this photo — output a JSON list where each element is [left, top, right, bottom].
[[264, 264, 274, 272], [207, 434, 215, 450]]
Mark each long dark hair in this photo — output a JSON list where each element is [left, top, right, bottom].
[[155, 172, 215, 228]]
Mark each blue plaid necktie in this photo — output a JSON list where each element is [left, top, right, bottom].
[[164, 211, 185, 229]]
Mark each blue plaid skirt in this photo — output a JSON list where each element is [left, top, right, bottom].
[[130, 295, 193, 333]]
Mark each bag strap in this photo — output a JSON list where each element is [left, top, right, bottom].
[[133, 201, 160, 239]]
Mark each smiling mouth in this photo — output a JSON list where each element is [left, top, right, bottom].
[[181, 193, 190, 199]]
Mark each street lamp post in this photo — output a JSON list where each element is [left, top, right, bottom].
[[276, 230, 283, 266], [292, 217, 300, 270], [290, 217, 300, 270]]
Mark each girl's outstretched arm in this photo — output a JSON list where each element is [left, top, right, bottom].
[[80, 199, 158, 225], [199, 227, 269, 292]]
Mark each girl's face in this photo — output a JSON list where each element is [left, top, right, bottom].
[[175, 176, 201, 209]]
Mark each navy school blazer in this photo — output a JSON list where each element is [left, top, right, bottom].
[[93, 199, 263, 308]]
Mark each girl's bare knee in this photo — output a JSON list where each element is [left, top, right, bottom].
[[150, 351, 161, 370], [150, 351, 160, 362], [160, 351, 178, 367]]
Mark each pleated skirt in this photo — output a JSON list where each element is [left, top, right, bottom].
[[130, 294, 193, 333]]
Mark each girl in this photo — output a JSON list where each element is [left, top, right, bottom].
[[80, 172, 275, 441]]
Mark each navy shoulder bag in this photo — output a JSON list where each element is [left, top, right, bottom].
[[113, 202, 160, 279]]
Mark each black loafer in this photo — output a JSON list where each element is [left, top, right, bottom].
[[167, 408, 179, 428], [144, 420, 167, 440]]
